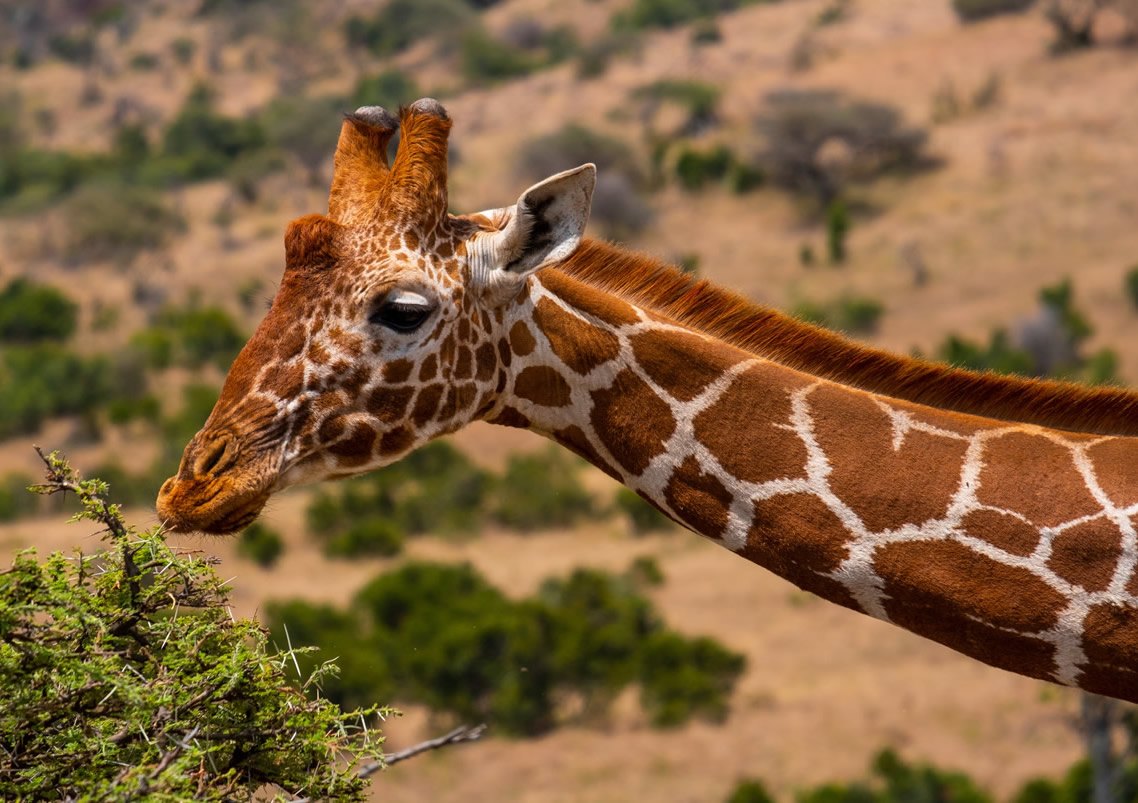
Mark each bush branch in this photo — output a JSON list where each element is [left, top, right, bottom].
[[357, 723, 487, 778]]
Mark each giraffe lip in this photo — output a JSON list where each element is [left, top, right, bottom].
[[205, 501, 266, 535], [159, 483, 271, 535]]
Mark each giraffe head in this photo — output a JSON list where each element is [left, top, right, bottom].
[[156, 99, 595, 533]]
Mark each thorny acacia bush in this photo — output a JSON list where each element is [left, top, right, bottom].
[[0, 451, 389, 801]]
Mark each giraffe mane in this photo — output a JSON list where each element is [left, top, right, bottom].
[[554, 238, 1138, 437]]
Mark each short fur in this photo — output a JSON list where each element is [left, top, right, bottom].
[[554, 239, 1138, 437]]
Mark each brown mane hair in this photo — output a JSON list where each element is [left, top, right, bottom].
[[553, 239, 1138, 437]]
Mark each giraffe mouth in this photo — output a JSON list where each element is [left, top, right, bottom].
[[157, 475, 272, 535]]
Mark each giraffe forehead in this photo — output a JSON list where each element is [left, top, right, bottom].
[[337, 219, 469, 290]]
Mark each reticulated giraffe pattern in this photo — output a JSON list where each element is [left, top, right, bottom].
[[487, 270, 1138, 702], [157, 97, 1138, 705]]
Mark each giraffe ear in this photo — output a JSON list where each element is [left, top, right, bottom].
[[471, 164, 595, 299]]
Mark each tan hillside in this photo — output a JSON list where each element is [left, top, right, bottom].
[[2, 0, 1137, 799]]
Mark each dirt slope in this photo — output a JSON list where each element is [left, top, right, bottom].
[[2, 0, 1135, 798]]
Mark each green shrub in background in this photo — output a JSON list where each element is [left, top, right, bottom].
[[932, 278, 1121, 385], [1, 88, 277, 214], [1124, 265, 1138, 311], [726, 160, 765, 193], [632, 78, 722, 134], [259, 93, 345, 184], [128, 51, 160, 71], [576, 35, 638, 79], [307, 442, 681, 555], [306, 442, 599, 555], [691, 18, 724, 44], [306, 440, 491, 557], [0, 278, 78, 343], [669, 143, 763, 194], [111, 124, 151, 180], [793, 295, 884, 335], [491, 446, 597, 531], [460, 29, 539, 84], [134, 302, 246, 371], [267, 558, 745, 736], [724, 743, 1138, 803], [237, 520, 285, 567], [351, 68, 420, 110], [47, 32, 95, 65], [614, 0, 752, 31], [159, 84, 267, 182], [79, 384, 223, 511], [0, 345, 114, 438], [935, 330, 1036, 376], [675, 145, 734, 190], [638, 631, 746, 726], [0, 147, 113, 211], [0, 473, 37, 521], [538, 567, 660, 715], [519, 124, 644, 187], [726, 780, 776, 803], [0, 452, 387, 800], [171, 36, 197, 66], [344, 0, 475, 57], [735, 748, 993, 803], [324, 516, 405, 558], [62, 183, 185, 264], [159, 304, 246, 370], [755, 89, 932, 207], [952, 0, 1036, 22], [827, 198, 850, 263]]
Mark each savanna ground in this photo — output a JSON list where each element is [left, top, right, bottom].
[[2, 0, 1137, 799]]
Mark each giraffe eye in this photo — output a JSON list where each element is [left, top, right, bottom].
[[370, 293, 433, 332]]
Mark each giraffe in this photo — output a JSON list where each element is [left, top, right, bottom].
[[156, 99, 1138, 704]]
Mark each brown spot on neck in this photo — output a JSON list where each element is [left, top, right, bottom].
[[532, 297, 621, 375], [809, 384, 971, 533], [977, 432, 1100, 528], [663, 456, 732, 538], [514, 366, 572, 407], [590, 369, 675, 476], [692, 362, 809, 485], [745, 494, 860, 610], [630, 328, 741, 402]]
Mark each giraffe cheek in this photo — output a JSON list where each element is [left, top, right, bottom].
[[367, 385, 415, 424]]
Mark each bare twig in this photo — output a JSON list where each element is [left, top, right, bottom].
[[356, 723, 488, 778]]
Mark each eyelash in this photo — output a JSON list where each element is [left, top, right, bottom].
[[369, 299, 432, 332]]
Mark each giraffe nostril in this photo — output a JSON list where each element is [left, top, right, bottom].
[[193, 435, 235, 477]]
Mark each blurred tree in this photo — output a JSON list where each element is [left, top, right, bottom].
[[0, 278, 78, 342]]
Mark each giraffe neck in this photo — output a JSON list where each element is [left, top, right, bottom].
[[489, 268, 1138, 703]]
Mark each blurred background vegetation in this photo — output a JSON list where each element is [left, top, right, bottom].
[[2, 0, 1138, 800]]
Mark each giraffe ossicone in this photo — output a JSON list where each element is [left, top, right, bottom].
[[156, 99, 1138, 704]]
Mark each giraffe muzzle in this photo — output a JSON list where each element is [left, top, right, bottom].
[[156, 430, 273, 534]]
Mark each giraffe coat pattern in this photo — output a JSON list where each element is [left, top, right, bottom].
[[156, 100, 1138, 704]]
